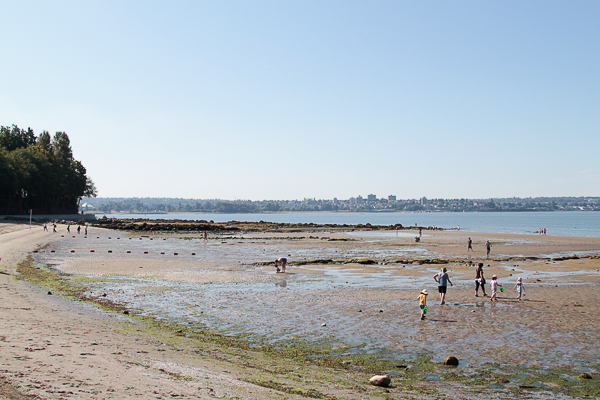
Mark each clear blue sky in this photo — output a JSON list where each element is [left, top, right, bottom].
[[2, 1, 599, 200]]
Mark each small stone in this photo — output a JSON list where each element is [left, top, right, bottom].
[[123, 310, 129, 315], [442, 356, 459, 366], [321, 323, 327, 327], [369, 375, 391, 387], [578, 373, 592, 379], [47, 291, 52, 295]]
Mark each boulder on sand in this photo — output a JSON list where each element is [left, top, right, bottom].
[[369, 375, 391, 387], [442, 356, 459, 366]]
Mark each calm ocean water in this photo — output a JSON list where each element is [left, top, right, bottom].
[[95, 211, 600, 238]]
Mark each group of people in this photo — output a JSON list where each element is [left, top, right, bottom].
[[419, 262, 526, 320], [44, 222, 87, 235], [43, 223, 57, 233], [467, 238, 492, 258]]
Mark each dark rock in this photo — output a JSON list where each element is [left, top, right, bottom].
[[443, 356, 459, 366]]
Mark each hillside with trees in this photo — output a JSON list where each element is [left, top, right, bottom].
[[0, 124, 96, 215], [81, 195, 600, 214]]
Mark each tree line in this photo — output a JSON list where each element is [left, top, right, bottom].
[[0, 124, 97, 215], [83, 196, 600, 214]]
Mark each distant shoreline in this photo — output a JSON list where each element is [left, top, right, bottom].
[[90, 209, 600, 215]]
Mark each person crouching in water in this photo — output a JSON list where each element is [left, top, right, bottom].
[[275, 257, 287, 273], [418, 290, 428, 320]]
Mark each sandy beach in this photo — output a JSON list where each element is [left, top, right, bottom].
[[1, 220, 600, 399]]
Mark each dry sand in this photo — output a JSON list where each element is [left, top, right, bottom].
[[1, 221, 600, 399]]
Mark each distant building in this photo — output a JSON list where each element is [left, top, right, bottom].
[[420, 197, 428, 205], [356, 196, 364, 204], [388, 195, 396, 201], [367, 194, 377, 201]]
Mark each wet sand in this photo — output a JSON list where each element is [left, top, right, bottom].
[[2, 221, 600, 399]]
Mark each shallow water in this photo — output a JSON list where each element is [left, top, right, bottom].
[[97, 211, 600, 238], [33, 230, 600, 372]]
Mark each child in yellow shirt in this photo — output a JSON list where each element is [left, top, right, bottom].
[[418, 289, 428, 320]]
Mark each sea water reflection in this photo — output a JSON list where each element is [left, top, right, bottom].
[[96, 211, 600, 238]]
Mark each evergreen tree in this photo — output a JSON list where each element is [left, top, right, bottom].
[[0, 125, 96, 214]]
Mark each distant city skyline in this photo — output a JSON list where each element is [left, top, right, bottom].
[[82, 195, 600, 214], [2, 1, 599, 200]]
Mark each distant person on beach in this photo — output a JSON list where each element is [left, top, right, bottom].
[[67, 224, 70, 233], [418, 289, 428, 320], [84, 225, 88, 235], [275, 257, 287, 273], [485, 240, 491, 257], [52, 224, 56, 233], [489, 275, 502, 301], [433, 267, 453, 305], [77, 225, 81, 234], [43, 223, 48, 231], [514, 277, 525, 300], [467, 237, 473, 252], [203, 232, 208, 242], [475, 263, 487, 297]]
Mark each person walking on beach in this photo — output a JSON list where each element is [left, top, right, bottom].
[[77, 225, 81, 234], [489, 275, 502, 301], [433, 267, 453, 305], [467, 237, 473, 252], [52, 223, 56, 233], [67, 224, 70, 234], [475, 262, 487, 297], [418, 289, 428, 320], [485, 240, 491, 257], [203, 232, 208, 242], [84, 225, 88, 235], [43, 223, 48, 231], [514, 277, 525, 300], [275, 257, 287, 273]]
